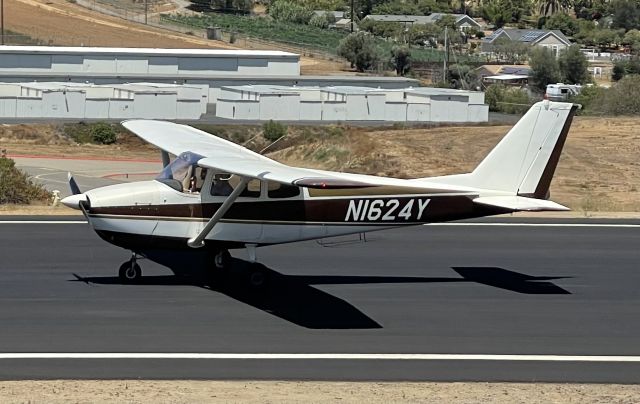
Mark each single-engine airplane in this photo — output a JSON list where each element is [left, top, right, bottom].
[[62, 100, 578, 285]]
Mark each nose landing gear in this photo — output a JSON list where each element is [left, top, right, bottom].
[[118, 254, 142, 283]]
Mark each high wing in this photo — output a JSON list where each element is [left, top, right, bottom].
[[121, 120, 465, 191]]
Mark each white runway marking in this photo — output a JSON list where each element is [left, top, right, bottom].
[[0, 353, 640, 362], [0, 221, 88, 224], [427, 223, 640, 228], [1, 221, 639, 228]]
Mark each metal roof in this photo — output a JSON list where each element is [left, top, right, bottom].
[[484, 28, 571, 45], [364, 13, 479, 26], [484, 74, 529, 80], [0, 46, 298, 58]]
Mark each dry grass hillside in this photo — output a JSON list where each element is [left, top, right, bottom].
[[2, 116, 640, 212], [268, 117, 640, 212], [4, 0, 341, 73]]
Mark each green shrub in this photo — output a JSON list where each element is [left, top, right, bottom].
[[570, 85, 606, 114], [0, 157, 51, 204], [263, 120, 287, 142], [269, 0, 313, 24], [484, 84, 531, 114], [589, 75, 640, 115], [90, 123, 117, 145], [337, 32, 381, 72]]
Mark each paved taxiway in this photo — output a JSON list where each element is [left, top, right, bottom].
[[12, 156, 160, 197], [0, 217, 639, 382]]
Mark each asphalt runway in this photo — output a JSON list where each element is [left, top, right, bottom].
[[1, 217, 640, 382], [13, 156, 161, 197]]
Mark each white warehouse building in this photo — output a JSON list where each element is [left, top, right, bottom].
[[0, 82, 208, 120], [216, 85, 488, 123], [0, 46, 300, 77]]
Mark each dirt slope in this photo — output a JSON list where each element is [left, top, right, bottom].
[[268, 116, 640, 212], [4, 0, 338, 72], [3, 116, 639, 212]]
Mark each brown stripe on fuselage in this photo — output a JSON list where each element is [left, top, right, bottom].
[[88, 194, 504, 224], [307, 185, 460, 197]]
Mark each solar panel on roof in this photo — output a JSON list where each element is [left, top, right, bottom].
[[501, 67, 531, 75], [520, 31, 542, 41]]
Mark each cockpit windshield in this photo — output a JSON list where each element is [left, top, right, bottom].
[[156, 151, 205, 192]]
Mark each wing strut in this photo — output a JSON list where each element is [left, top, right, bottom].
[[187, 177, 249, 248]]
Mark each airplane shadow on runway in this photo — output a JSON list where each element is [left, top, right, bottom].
[[71, 256, 572, 330]]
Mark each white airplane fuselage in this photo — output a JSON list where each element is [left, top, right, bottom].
[[80, 176, 492, 253]]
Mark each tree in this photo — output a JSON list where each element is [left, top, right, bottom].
[[558, 45, 590, 84], [269, 0, 313, 24], [544, 13, 579, 36], [529, 47, 561, 92], [359, 19, 403, 38], [372, 0, 422, 14], [391, 46, 411, 76], [612, 61, 627, 81], [407, 23, 440, 46], [536, 0, 573, 16], [611, 0, 640, 31], [594, 75, 640, 115], [482, 0, 529, 28], [612, 57, 640, 80], [309, 13, 331, 28], [337, 32, 381, 72], [447, 64, 482, 90], [482, 0, 513, 28], [492, 38, 531, 63], [210, 0, 252, 13], [623, 30, 640, 54]]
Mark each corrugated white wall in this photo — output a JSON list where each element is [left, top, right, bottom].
[[259, 94, 300, 120], [85, 99, 110, 119], [322, 101, 347, 121], [42, 91, 86, 118], [407, 103, 430, 121], [300, 101, 322, 120], [0, 98, 17, 116]]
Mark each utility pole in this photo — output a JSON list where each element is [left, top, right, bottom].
[[1, 0, 4, 45], [350, 0, 354, 33], [443, 26, 448, 83], [144, 0, 148, 24]]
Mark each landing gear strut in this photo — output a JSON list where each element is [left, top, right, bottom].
[[119, 253, 142, 283]]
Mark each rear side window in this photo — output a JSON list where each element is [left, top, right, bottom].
[[240, 178, 261, 198], [267, 181, 300, 198], [211, 174, 260, 198]]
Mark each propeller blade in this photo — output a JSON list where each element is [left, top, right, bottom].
[[68, 172, 81, 195]]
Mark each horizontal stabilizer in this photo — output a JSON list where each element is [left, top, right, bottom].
[[473, 196, 570, 212]]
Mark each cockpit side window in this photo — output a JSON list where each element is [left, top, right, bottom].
[[210, 173, 261, 198], [155, 151, 205, 193], [267, 181, 300, 198]]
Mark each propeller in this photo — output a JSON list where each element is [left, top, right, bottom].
[[68, 172, 81, 195], [61, 173, 88, 210]]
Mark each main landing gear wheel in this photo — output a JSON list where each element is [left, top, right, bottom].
[[247, 264, 268, 289], [118, 259, 142, 283], [213, 249, 231, 270]]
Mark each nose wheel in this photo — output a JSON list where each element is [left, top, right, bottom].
[[119, 255, 142, 283]]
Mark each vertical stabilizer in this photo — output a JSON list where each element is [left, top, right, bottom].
[[452, 101, 578, 198]]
